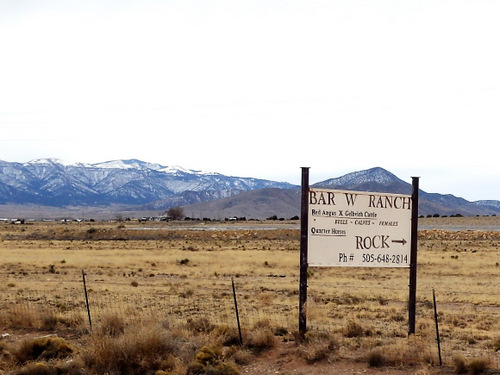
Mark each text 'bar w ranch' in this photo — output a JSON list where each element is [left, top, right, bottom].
[[308, 188, 412, 267]]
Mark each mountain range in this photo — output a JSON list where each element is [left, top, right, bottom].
[[0, 159, 293, 207], [0, 159, 498, 219]]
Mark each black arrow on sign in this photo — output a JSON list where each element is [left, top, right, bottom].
[[392, 239, 407, 245]]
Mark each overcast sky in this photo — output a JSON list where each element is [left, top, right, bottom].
[[1, 0, 499, 201]]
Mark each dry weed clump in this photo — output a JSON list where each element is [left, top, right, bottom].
[[0, 307, 37, 330], [187, 317, 215, 334], [299, 330, 339, 364], [212, 325, 242, 347], [244, 327, 276, 353], [1, 339, 13, 368], [94, 312, 126, 336], [13, 336, 73, 364], [492, 336, 500, 352], [366, 349, 385, 367], [14, 359, 86, 375], [0, 306, 84, 333], [344, 320, 369, 338], [231, 349, 254, 366], [466, 358, 491, 375], [364, 336, 436, 368], [15, 362, 56, 375], [81, 322, 183, 374], [39, 312, 83, 332], [453, 355, 492, 375], [242, 320, 277, 353], [187, 345, 239, 375], [81, 316, 260, 375], [453, 355, 469, 374]]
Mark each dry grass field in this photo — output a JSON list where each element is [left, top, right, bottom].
[[0, 217, 499, 374]]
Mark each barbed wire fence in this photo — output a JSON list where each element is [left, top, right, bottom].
[[2, 271, 499, 369], [2, 274, 498, 333]]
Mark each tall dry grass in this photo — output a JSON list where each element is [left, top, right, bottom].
[[0, 220, 499, 373]]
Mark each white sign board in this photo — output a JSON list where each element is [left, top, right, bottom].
[[308, 188, 412, 267]]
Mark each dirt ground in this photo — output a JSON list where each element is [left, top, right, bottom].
[[239, 343, 443, 374]]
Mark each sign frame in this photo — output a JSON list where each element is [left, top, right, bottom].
[[307, 188, 412, 267], [298, 167, 419, 339]]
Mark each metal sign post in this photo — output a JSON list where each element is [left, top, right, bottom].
[[408, 177, 419, 335], [299, 167, 309, 340]]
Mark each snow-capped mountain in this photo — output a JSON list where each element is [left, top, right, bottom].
[[474, 200, 500, 210], [0, 159, 295, 207]]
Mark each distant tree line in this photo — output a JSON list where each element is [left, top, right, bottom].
[[419, 213, 496, 218]]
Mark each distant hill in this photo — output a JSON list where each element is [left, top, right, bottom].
[[181, 167, 500, 219], [181, 188, 301, 220]]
